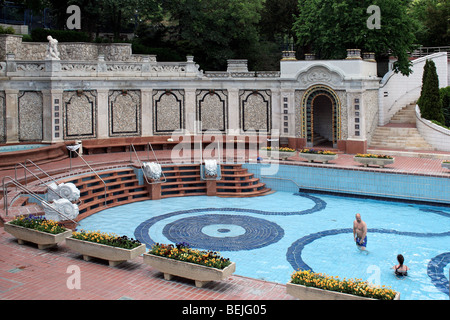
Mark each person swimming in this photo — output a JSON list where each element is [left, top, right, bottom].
[[393, 254, 409, 277], [353, 213, 367, 251]]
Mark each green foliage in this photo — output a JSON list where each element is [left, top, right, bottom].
[[409, 0, 449, 47], [30, 28, 90, 42], [293, 0, 417, 76], [418, 60, 445, 123], [439, 86, 450, 127], [0, 26, 15, 34]]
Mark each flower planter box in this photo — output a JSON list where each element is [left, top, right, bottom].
[[354, 156, 394, 168], [265, 151, 295, 160], [286, 282, 400, 300], [65, 237, 146, 267], [442, 162, 450, 170], [299, 152, 338, 164], [4, 222, 72, 249], [143, 253, 236, 288]]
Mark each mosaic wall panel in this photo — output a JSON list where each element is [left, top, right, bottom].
[[239, 90, 271, 133], [196, 90, 228, 132], [0, 92, 5, 143], [108, 90, 141, 137], [18, 91, 43, 141], [63, 90, 97, 139], [153, 90, 184, 134]]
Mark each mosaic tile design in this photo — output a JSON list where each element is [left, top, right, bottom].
[[63, 90, 97, 139], [0, 91, 5, 143], [18, 91, 43, 141], [108, 90, 141, 136], [196, 90, 228, 132], [153, 90, 184, 134], [163, 214, 284, 251], [239, 90, 271, 133]]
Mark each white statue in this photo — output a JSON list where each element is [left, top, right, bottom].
[[204, 159, 218, 177], [143, 162, 162, 181], [47, 182, 80, 202], [46, 35, 60, 60], [43, 198, 79, 222]]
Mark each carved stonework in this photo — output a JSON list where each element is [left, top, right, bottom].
[[153, 90, 185, 134], [298, 66, 343, 86], [196, 90, 228, 132], [109, 90, 141, 136], [63, 90, 97, 139], [239, 90, 271, 133], [18, 91, 43, 141]]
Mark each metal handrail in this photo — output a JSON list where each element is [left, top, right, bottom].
[[14, 162, 61, 201], [141, 142, 167, 184], [71, 149, 107, 207], [2, 176, 78, 225]]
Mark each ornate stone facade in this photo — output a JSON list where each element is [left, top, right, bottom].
[[0, 35, 392, 153]]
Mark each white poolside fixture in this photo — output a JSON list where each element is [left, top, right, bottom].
[[204, 159, 218, 177], [143, 162, 162, 181], [43, 198, 79, 222], [47, 182, 80, 202]]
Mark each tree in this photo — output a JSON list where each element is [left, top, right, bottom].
[[418, 60, 445, 124], [293, 0, 418, 76], [409, 0, 449, 47], [162, 0, 264, 70]]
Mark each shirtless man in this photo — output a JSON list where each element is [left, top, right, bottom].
[[353, 213, 367, 251]]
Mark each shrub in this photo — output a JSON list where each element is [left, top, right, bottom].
[[30, 28, 90, 43], [439, 86, 450, 127], [418, 60, 445, 124]]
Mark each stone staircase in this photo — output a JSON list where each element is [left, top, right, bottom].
[[369, 103, 434, 151]]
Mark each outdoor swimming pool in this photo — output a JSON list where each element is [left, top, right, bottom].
[[77, 191, 450, 300], [0, 144, 48, 153]]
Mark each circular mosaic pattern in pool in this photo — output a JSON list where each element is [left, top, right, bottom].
[[163, 214, 284, 251]]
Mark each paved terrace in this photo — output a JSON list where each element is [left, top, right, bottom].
[[0, 148, 449, 301]]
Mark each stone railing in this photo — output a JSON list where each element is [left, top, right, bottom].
[[0, 54, 204, 78], [204, 71, 280, 78]]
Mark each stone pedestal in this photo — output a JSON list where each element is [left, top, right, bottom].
[[206, 179, 217, 196], [147, 182, 161, 200]]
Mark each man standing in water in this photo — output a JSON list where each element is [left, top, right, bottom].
[[353, 213, 367, 251]]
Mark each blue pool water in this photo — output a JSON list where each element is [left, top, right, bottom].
[[77, 191, 450, 300], [0, 144, 48, 153]]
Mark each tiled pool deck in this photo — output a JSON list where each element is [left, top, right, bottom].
[[0, 149, 449, 301]]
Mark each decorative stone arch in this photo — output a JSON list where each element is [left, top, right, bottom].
[[300, 85, 341, 147]]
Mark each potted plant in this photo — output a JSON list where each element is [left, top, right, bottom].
[[260, 147, 296, 160], [4, 215, 72, 249], [353, 153, 394, 168], [299, 148, 338, 164], [66, 230, 146, 266], [143, 242, 236, 287], [442, 160, 450, 170], [286, 270, 400, 300]]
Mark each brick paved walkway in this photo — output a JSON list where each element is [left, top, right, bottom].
[[0, 149, 449, 302]]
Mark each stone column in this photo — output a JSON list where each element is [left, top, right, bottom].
[[97, 89, 109, 139], [184, 88, 196, 135], [227, 88, 240, 133], [141, 88, 153, 136], [5, 89, 19, 143]]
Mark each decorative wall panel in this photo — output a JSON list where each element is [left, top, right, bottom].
[[108, 90, 141, 137], [239, 90, 271, 133], [153, 90, 184, 134], [18, 91, 43, 141], [196, 90, 228, 132], [63, 90, 97, 139]]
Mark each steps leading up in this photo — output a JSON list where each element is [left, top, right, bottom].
[[369, 102, 434, 151]]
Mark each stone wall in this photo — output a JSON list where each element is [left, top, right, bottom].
[[0, 34, 135, 61]]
